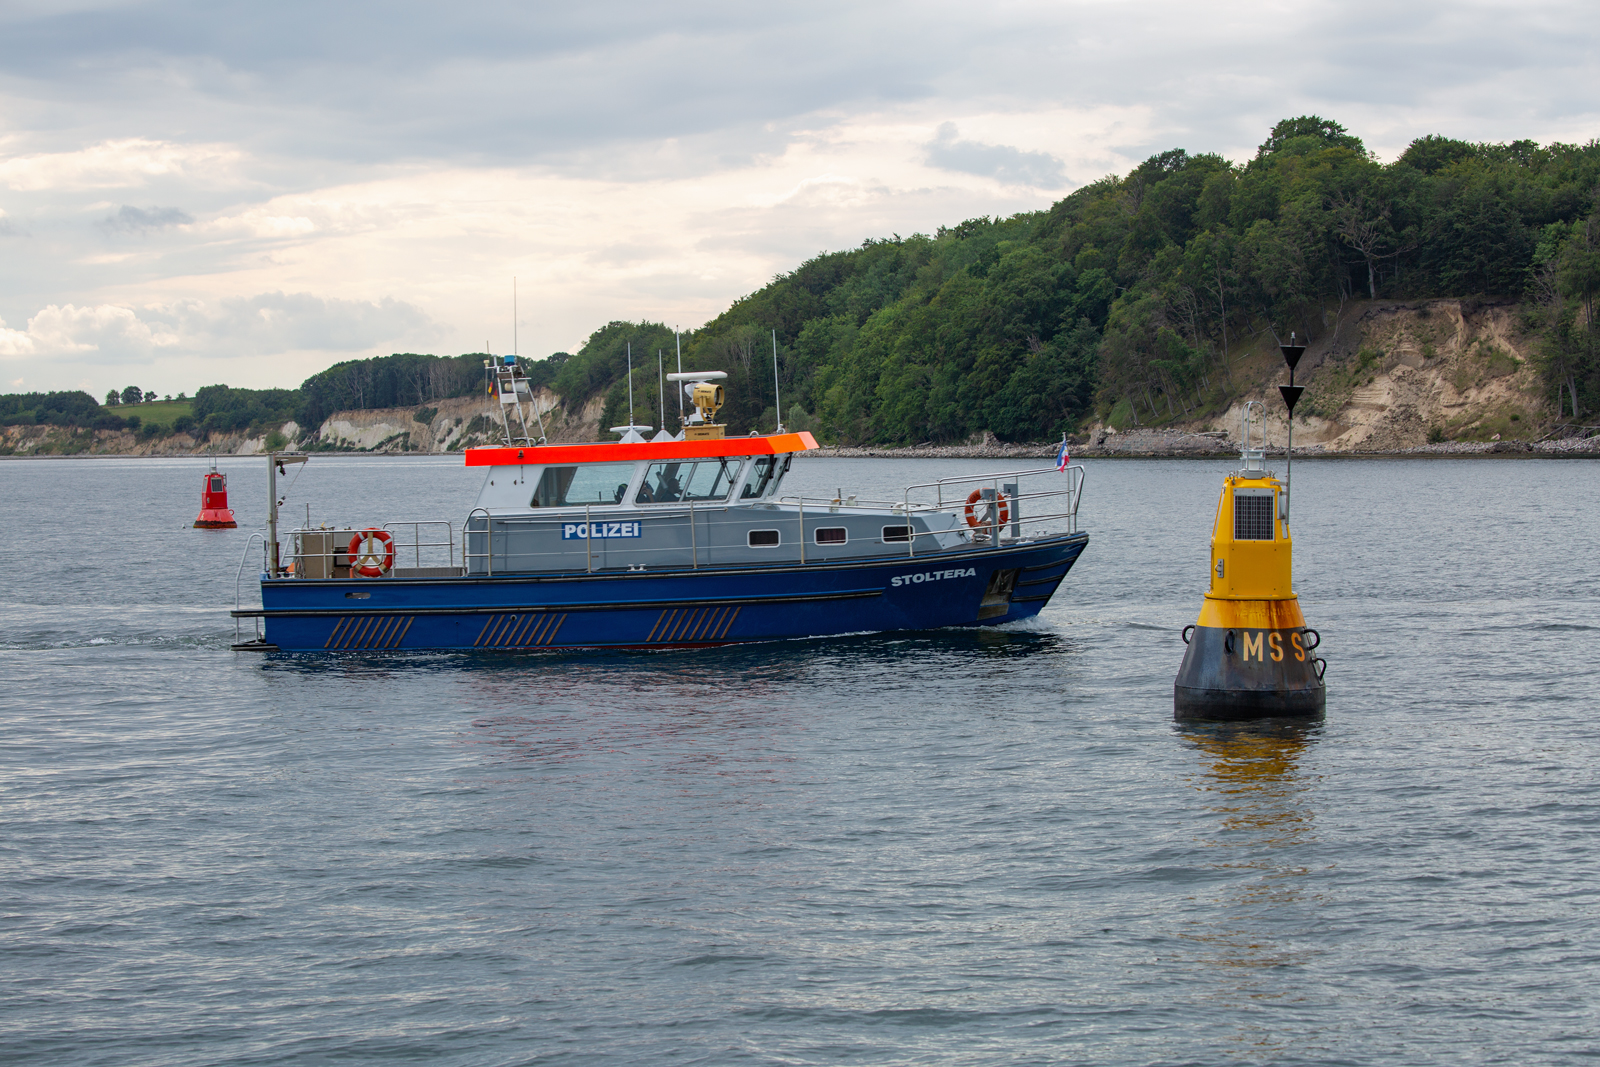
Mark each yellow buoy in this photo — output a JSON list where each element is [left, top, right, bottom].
[[1174, 393, 1325, 721]]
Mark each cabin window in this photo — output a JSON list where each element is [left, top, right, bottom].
[[741, 456, 777, 498], [748, 529, 780, 547], [531, 462, 636, 507], [882, 526, 912, 543], [638, 459, 744, 504], [1233, 490, 1275, 540], [814, 527, 847, 545], [739, 453, 792, 499]]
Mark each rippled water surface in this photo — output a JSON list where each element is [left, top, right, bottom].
[[2, 453, 1598, 1066]]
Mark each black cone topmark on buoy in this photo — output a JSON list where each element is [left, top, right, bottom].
[[1174, 396, 1325, 721]]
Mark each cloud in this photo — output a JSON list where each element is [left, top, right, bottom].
[[0, 316, 36, 357], [924, 123, 1066, 188], [0, 292, 435, 363], [206, 291, 434, 353], [1, 0, 1596, 393], [0, 138, 245, 191], [98, 204, 195, 232], [4, 0, 1593, 177]]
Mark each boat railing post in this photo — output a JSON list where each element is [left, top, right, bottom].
[[798, 500, 804, 564], [266, 453, 278, 576], [689, 502, 697, 569], [464, 509, 491, 576], [992, 478, 1001, 548], [1072, 467, 1084, 532], [905, 490, 914, 558], [585, 504, 592, 573], [235, 533, 265, 645]]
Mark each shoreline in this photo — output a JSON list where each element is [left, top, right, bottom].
[[4, 440, 1597, 461]]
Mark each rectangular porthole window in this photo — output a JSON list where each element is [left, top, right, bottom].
[[814, 527, 847, 545], [1233, 490, 1275, 540], [882, 526, 912, 543], [748, 530, 781, 547]]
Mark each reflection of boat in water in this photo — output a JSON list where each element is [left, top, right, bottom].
[[231, 360, 1089, 651]]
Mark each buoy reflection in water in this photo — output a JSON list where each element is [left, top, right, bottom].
[[1178, 722, 1327, 1054]]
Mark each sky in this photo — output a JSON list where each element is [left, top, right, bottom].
[[1, 0, 1596, 397]]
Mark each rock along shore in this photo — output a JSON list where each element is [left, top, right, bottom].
[[810, 426, 1600, 460], [5, 425, 1596, 461]]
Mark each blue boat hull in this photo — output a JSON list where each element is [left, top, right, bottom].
[[238, 534, 1089, 651]]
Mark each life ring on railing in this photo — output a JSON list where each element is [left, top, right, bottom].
[[964, 489, 1010, 529], [348, 529, 395, 577]]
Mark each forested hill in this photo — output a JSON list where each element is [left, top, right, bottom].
[[8, 115, 1597, 452], [553, 116, 1597, 443]]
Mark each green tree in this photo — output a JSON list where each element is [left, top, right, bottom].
[[1398, 135, 1477, 174]]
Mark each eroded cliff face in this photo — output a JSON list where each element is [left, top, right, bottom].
[[309, 390, 604, 451], [1213, 299, 1550, 452], [0, 424, 294, 457], [1, 389, 608, 456]]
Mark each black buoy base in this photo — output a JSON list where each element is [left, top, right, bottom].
[[1174, 684, 1325, 722], [1173, 621, 1325, 722]]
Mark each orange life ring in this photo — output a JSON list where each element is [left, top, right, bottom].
[[348, 528, 395, 577], [964, 489, 1010, 529]]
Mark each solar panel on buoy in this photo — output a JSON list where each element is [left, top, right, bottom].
[[194, 468, 238, 528]]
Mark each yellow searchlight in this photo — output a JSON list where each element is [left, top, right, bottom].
[[691, 382, 725, 422], [668, 370, 728, 440], [1173, 338, 1326, 721]]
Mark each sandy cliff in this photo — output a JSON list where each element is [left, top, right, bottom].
[[1220, 298, 1550, 452], [1082, 298, 1593, 456]]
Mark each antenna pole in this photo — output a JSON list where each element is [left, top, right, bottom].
[[513, 278, 517, 357], [1277, 331, 1308, 526], [675, 332, 684, 422], [627, 342, 634, 428], [658, 350, 665, 432], [772, 328, 782, 434]]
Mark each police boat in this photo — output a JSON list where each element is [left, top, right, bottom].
[[230, 360, 1090, 651]]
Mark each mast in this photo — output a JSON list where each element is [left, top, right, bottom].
[[772, 328, 782, 433]]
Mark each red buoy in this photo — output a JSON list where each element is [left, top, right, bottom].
[[194, 468, 238, 528]]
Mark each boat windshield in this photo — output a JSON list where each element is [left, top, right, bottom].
[[740, 454, 791, 499], [531, 462, 636, 507], [637, 459, 744, 504]]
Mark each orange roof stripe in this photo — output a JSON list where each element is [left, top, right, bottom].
[[464, 431, 818, 467]]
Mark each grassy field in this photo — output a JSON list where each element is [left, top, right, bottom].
[[100, 400, 193, 428]]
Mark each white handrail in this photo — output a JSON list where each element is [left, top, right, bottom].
[[233, 533, 266, 645]]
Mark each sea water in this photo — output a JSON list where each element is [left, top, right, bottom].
[[1, 454, 1597, 1065]]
